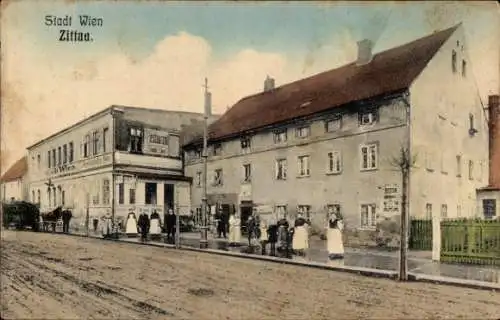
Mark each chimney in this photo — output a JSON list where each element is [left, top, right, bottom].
[[263, 75, 275, 92], [356, 39, 373, 66], [204, 91, 212, 117], [488, 95, 500, 187]]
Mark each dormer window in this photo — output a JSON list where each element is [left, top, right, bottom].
[[241, 137, 251, 151], [325, 116, 342, 132], [295, 126, 310, 138], [359, 110, 378, 126], [213, 143, 222, 156], [452, 50, 457, 73], [273, 129, 287, 143]]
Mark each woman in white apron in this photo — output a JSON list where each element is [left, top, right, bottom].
[[292, 214, 309, 257], [125, 211, 138, 237], [228, 213, 241, 246], [327, 212, 345, 260], [149, 210, 162, 240]]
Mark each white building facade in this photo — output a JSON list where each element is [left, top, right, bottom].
[[27, 106, 208, 231], [183, 24, 489, 233], [0, 157, 28, 203]]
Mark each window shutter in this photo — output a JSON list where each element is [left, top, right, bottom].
[[275, 161, 279, 179]]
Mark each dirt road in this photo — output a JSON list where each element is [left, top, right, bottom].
[[1, 231, 499, 319]]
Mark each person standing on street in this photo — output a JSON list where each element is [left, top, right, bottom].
[[326, 211, 345, 260], [267, 220, 279, 256], [165, 209, 177, 244], [259, 218, 269, 255], [228, 213, 241, 246], [138, 211, 150, 242]]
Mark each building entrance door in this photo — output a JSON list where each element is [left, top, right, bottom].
[[240, 205, 253, 234], [164, 184, 174, 212]]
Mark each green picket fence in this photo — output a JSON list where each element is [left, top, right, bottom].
[[441, 219, 500, 266], [409, 218, 432, 250]]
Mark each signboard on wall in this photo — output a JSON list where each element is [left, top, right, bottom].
[[143, 127, 170, 156], [382, 184, 401, 214]]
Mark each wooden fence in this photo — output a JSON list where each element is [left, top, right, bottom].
[[409, 218, 432, 250], [441, 218, 500, 266]]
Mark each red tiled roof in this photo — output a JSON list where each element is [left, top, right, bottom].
[[0, 157, 27, 182], [194, 25, 458, 143]]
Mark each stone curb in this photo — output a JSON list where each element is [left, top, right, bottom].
[[407, 273, 500, 292], [32, 231, 500, 291]]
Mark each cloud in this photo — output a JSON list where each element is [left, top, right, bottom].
[[1, 30, 315, 174]]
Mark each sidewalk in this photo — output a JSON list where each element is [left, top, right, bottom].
[[69, 230, 500, 285]]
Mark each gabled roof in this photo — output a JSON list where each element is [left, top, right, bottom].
[[0, 157, 27, 182], [191, 24, 458, 144]]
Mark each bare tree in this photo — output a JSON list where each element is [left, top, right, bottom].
[[389, 145, 417, 281]]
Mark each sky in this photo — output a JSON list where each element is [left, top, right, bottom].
[[1, 0, 499, 175]]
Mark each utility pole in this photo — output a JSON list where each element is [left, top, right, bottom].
[[200, 78, 210, 249], [399, 92, 411, 281], [175, 187, 180, 249]]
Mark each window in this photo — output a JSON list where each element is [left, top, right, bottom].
[[327, 151, 342, 174], [53, 188, 56, 207], [327, 204, 341, 218], [297, 205, 311, 220], [129, 127, 143, 154], [48, 188, 51, 207], [48, 150, 51, 168], [483, 199, 497, 220], [360, 144, 378, 170], [359, 110, 377, 126], [275, 205, 287, 219], [118, 183, 124, 204], [52, 149, 56, 167], [213, 143, 222, 156], [32, 190, 35, 203], [213, 169, 223, 186], [275, 159, 287, 180], [102, 179, 110, 205], [196, 171, 202, 187], [425, 203, 432, 219], [149, 134, 168, 145], [456, 155, 462, 177], [240, 137, 251, 151], [468, 160, 474, 180], [37, 154, 41, 168], [325, 117, 342, 132], [61, 191, 65, 206], [37, 190, 40, 204], [452, 50, 457, 73], [92, 131, 99, 155], [441, 204, 448, 219], [103, 128, 109, 152], [58, 147, 61, 165], [295, 126, 310, 138], [273, 129, 287, 143], [242, 164, 251, 183], [69, 142, 74, 162], [92, 185, 100, 205], [84, 135, 90, 158], [360, 204, 377, 228], [462, 60, 467, 77], [145, 183, 157, 205], [129, 188, 136, 204], [297, 155, 310, 177]]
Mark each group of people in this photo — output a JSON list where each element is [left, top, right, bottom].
[[124, 209, 178, 242], [96, 208, 178, 242], [225, 210, 345, 260]]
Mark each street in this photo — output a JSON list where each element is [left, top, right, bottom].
[[2, 231, 500, 320]]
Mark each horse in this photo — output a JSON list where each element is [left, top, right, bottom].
[[40, 206, 63, 232]]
